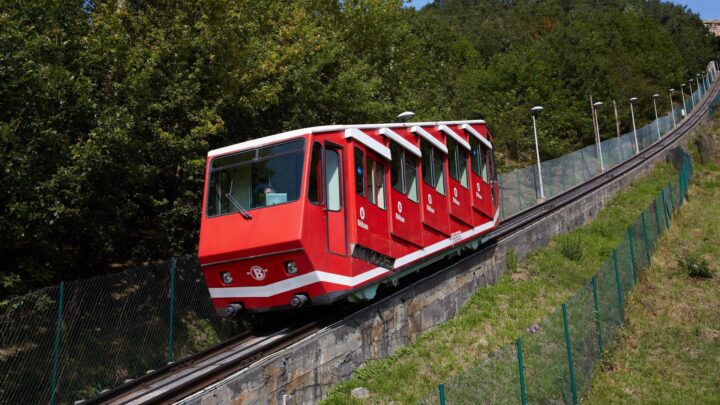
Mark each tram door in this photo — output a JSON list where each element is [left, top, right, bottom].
[[325, 144, 347, 256]]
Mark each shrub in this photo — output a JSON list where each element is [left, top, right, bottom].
[[559, 235, 583, 262], [678, 252, 713, 278], [506, 249, 518, 273]]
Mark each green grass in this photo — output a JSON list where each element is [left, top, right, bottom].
[[585, 133, 720, 404], [321, 162, 680, 405]]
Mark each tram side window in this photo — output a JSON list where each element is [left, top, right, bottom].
[[470, 137, 489, 183], [458, 147, 468, 188], [308, 142, 323, 204], [389, 141, 419, 203], [419, 138, 446, 196], [365, 156, 387, 210], [390, 143, 403, 193], [354, 147, 365, 197], [447, 138, 469, 189]]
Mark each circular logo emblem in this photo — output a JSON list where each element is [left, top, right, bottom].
[[453, 187, 458, 198], [397, 201, 403, 213], [359, 206, 366, 220], [427, 194, 433, 204], [476, 182, 481, 192], [248, 266, 267, 281]]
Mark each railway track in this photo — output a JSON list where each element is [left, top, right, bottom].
[[87, 79, 718, 405]]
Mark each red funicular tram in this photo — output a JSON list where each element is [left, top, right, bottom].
[[198, 120, 500, 315]]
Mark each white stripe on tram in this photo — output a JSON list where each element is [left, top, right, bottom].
[[208, 209, 500, 299]]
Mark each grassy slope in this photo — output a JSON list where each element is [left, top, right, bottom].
[[585, 134, 720, 404], [321, 163, 679, 404]]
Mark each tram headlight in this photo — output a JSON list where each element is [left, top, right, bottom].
[[285, 261, 298, 275], [221, 271, 233, 285]]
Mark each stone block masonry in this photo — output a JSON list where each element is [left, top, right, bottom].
[[182, 139, 692, 405]]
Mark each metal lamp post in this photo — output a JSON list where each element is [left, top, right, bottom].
[[680, 84, 687, 118], [697, 74, 703, 95], [652, 94, 660, 140], [688, 79, 695, 108], [668, 88, 676, 126], [531, 106, 545, 199], [593, 101, 605, 171], [629, 97, 639, 154]]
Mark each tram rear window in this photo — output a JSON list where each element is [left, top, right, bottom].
[[206, 139, 305, 216]]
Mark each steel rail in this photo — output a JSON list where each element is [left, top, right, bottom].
[[89, 79, 718, 405]]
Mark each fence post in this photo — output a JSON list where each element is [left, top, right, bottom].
[[516, 338, 527, 405], [562, 304, 578, 405], [654, 197, 663, 234], [640, 212, 651, 264], [666, 183, 675, 215], [167, 256, 176, 364], [50, 282, 65, 405], [498, 176, 506, 219], [627, 228, 638, 283], [438, 383, 446, 405], [612, 249, 624, 321], [592, 276, 603, 355], [661, 188, 671, 229], [516, 170, 523, 209]]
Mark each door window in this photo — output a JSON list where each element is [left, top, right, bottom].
[[325, 149, 341, 211], [308, 142, 323, 204]]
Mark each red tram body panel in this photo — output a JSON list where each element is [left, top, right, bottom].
[[198, 120, 500, 315]]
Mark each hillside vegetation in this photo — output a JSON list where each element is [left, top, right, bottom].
[[0, 0, 716, 294]]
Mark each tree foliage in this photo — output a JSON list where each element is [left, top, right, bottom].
[[0, 0, 716, 294]]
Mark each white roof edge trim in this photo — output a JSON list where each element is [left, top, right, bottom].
[[379, 128, 421, 158], [208, 130, 307, 158], [410, 126, 449, 154], [461, 124, 493, 150], [344, 128, 392, 161], [207, 120, 487, 157], [437, 125, 471, 150]]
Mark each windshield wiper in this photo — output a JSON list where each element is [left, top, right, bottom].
[[225, 193, 252, 219]]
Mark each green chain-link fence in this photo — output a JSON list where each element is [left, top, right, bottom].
[[499, 79, 712, 219], [0, 257, 246, 404], [423, 151, 694, 404]]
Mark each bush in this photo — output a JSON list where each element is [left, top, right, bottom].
[[559, 235, 584, 262], [506, 249, 518, 273], [678, 252, 713, 278]]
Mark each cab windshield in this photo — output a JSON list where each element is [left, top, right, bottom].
[[207, 139, 305, 216]]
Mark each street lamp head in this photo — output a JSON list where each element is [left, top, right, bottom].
[[689, 78, 695, 83], [593, 101, 603, 109], [531, 106, 544, 115], [629, 97, 638, 104], [669, 88, 675, 93], [652, 94, 659, 98], [395, 111, 416, 123]]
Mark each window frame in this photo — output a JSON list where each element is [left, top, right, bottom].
[[308, 142, 324, 205], [206, 139, 306, 218], [388, 140, 419, 204]]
